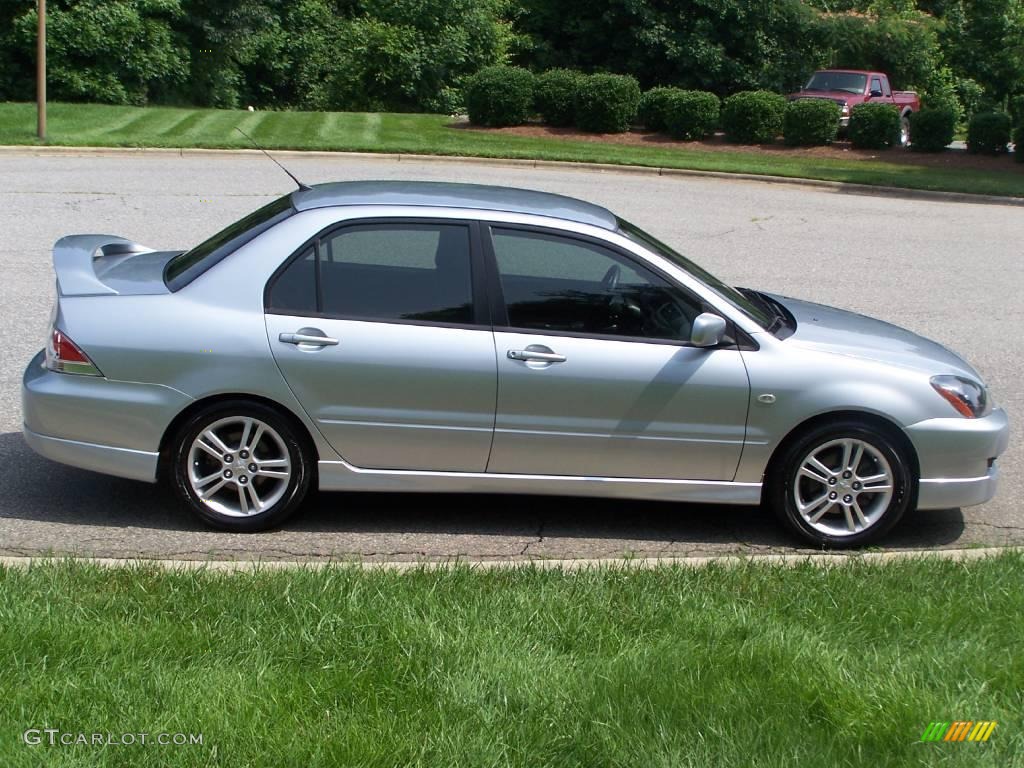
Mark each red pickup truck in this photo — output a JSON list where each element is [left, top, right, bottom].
[[788, 70, 920, 146]]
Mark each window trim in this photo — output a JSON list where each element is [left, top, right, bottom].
[[263, 217, 490, 330], [480, 222, 748, 349]]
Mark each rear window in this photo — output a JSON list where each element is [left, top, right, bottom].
[[164, 195, 295, 291]]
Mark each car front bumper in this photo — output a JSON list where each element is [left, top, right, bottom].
[[21, 349, 190, 483], [907, 407, 1010, 509]]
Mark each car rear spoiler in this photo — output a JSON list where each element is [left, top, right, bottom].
[[53, 235, 156, 296]]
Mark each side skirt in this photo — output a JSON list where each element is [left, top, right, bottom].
[[318, 461, 762, 504]]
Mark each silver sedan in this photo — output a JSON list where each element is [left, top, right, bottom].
[[22, 181, 1009, 547]]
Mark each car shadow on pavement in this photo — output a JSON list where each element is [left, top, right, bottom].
[[0, 432, 965, 552]]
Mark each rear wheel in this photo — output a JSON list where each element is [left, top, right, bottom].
[[168, 401, 312, 532], [900, 115, 911, 147], [768, 421, 913, 548]]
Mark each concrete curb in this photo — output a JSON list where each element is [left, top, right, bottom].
[[2, 144, 1021, 208], [0, 547, 1017, 572]]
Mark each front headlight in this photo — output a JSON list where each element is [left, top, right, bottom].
[[930, 375, 990, 418], [840, 103, 849, 115]]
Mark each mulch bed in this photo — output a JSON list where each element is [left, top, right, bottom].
[[450, 120, 1021, 173]]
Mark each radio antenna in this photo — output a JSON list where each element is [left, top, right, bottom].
[[235, 126, 312, 192]]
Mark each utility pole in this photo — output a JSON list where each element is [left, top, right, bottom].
[[37, 0, 46, 140]]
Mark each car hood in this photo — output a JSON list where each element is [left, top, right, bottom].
[[788, 91, 853, 104], [767, 294, 981, 379]]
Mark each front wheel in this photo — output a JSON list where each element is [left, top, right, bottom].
[[768, 421, 913, 548], [168, 401, 313, 532]]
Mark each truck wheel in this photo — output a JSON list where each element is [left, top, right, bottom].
[[900, 115, 911, 147]]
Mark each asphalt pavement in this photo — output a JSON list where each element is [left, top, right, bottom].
[[0, 150, 1020, 560]]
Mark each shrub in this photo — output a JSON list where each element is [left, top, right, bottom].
[[663, 90, 719, 140], [848, 103, 901, 149], [783, 99, 839, 146], [1015, 124, 1024, 164], [638, 87, 677, 132], [720, 91, 786, 144], [574, 73, 641, 133], [464, 65, 535, 127], [966, 111, 1012, 155], [908, 107, 955, 152], [535, 69, 581, 126]]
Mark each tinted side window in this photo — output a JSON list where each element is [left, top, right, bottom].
[[871, 77, 882, 94], [267, 246, 316, 313], [491, 228, 702, 341], [321, 224, 473, 324]]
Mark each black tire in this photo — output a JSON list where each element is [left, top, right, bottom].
[[167, 400, 313, 532], [767, 420, 913, 548]]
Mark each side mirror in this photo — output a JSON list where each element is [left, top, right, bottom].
[[690, 312, 727, 348], [869, 89, 883, 98]]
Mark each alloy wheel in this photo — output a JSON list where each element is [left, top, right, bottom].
[[792, 437, 894, 537], [186, 416, 292, 517]]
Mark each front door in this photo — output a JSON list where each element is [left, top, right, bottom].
[[265, 220, 496, 472], [485, 226, 749, 480]]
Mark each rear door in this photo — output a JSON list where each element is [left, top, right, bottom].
[[483, 225, 750, 480], [264, 219, 497, 472]]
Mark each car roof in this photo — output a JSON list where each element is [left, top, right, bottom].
[[290, 180, 619, 231]]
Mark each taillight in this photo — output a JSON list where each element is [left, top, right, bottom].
[[45, 328, 102, 376]]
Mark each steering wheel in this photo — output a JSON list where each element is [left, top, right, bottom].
[[601, 264, 620, 292]]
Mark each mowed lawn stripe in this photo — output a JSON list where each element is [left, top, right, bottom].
[[0, 102, 1021, 197], [0, 555, 1020, 767]]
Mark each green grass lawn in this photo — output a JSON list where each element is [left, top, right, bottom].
[[1, 102, 1022, 198], [1, 554, 1021, 767]]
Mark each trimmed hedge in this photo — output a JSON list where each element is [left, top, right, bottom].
[[1015, 124, 1023, 164], [783, 99, 839, 146], [848, 103, 901, 149], [966, 111, 1012, 155], [663, 90, 720, 140], [721, 91, 786, 144], [638, 87, 677, 132], [574, 73, 641, 133], [464, 65, 535, 127], [908, 107, 955, 152], [535, 69, 581, 127]]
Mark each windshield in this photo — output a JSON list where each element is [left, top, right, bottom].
[[616, 218, 775, 330], [164, 195, 295, 290], [804, 72, 867, 95]]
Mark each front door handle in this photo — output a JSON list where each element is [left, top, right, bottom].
[[507, 347, 566, 363], [279, 330, 339, 347]]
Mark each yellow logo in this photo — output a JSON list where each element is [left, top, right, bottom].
[[921, 721, 997, 742]]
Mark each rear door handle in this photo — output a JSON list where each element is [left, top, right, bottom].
[[507, 348, 566, 363], [279, 331, 338, 347]]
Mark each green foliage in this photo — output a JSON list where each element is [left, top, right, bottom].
[[953, 77, 985, 120], [637, 87, 677, 132], [721, 90, 787, 144], [908, 107, 956, 152], [464, 65, 535, 127], [515, 0, 829, 96], [574, 73, 641, 133], [938, 0, 1024, 105], [535, 69, 581, 126], [848, 102, 901, 149], [783, 99, 840, 146], [967, 111, 1012, 154], [8, 0, 187, 105], [823, 10, 943, 91], [663, 90, 720, 140]]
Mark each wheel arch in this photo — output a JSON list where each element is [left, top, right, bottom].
[[158, 393, 320, 475], [761, 409, 920, 504]]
